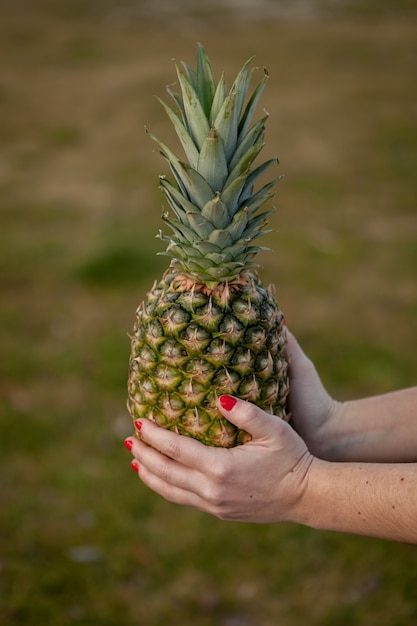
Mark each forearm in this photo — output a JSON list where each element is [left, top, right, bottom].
[[320, 387, 417, 462], [298, 458, 417, 543]]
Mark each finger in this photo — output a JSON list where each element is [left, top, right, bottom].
[[131, 435, 204, 494], [133, 455, 208, 511], [130, 437, 223, 515], [135, 418, 218, 472], [129, 430, 231, 504], [217, 395, 289, 443], [134, 447, 199, 504]]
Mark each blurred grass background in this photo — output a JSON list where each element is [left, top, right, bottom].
[[1, 1, 417, 624]]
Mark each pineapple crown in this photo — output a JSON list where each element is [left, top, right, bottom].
[[147, 43, 281, 289]]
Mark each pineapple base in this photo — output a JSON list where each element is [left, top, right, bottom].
[[128, 268, 289, 447]]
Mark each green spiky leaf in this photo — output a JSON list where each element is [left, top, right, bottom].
[[147, 45, 281, 286]]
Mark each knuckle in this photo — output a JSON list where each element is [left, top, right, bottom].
[[154, 455, 172, 483], [204, 463, 233, 508], [162, 435, 182, 461], [158, 481, 177, 504], [204, 486, 236, 522], [216, 510, 233, 522], [209, 458, 232, 483], [205, 483, 226, 509]]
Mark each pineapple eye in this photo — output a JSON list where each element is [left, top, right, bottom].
[[218, 314, 244, 343], [212, 367, 240, 393], [194, 300, 224, 330], [137, 377, 159, 404], [207, 419, 238, 448], [181, 408, 211, 435], [238, 375, 262, 402], [177, 379, 207, 406], [204, 338, 234, 365], [231, 298, 258, 324], [142, 377, 158, 391], [254, 351, 274, 378], [260, 302, 277, 322], [230, 346, 254, 375], [153, 363, 183, 390], [146, 319, 165, 348], [184, 357, 215, 383], [244, 326, 267, 348], [160, 305, 191, 332], [266, 328, 280, 351], [134, 346, 157, 367], [158, 393, 185, 418], [180, 323, 211, 352], [178, 291, 208, 310], [159, 339, 188, 366], [261, 379, 279, 404]]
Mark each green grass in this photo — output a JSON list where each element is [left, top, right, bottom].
[[1, 2, 417, 625]]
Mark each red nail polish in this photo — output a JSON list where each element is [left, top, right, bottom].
[[134, 420, 142, 431], [219, 395, 237, 411], [124, 438, 133, 451], [131, 460, 140, 473]]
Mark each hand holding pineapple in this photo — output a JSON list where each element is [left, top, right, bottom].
[[125, 332, 417, 544], [127, 387, 313, 525]]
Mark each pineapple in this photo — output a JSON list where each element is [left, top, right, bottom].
[[128, 44, 289, 447]]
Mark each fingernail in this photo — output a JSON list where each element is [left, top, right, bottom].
[[124, 438, 133, 451], [134, 420, 142, 431], [131, 460, 140, 473], [219, 395, 237, 411]]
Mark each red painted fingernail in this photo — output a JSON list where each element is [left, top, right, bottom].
[[134, 420, 142, 431], [131, 460, 140, 473], [124, 438, 133, 451], [219, 395, 237, 411]]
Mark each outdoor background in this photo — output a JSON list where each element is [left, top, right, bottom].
[[1, 1, 417, 624]]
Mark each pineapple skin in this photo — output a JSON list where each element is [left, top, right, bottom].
[[128, 268, 289, 447]]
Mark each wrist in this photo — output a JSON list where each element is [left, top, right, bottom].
[[290, 456, 328, 529], [305, 398, 345, 461]]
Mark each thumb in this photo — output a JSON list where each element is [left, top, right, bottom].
[[218, 395, 288, 442]]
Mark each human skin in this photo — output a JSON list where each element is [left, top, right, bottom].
[[124, 332, 417, 544]]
